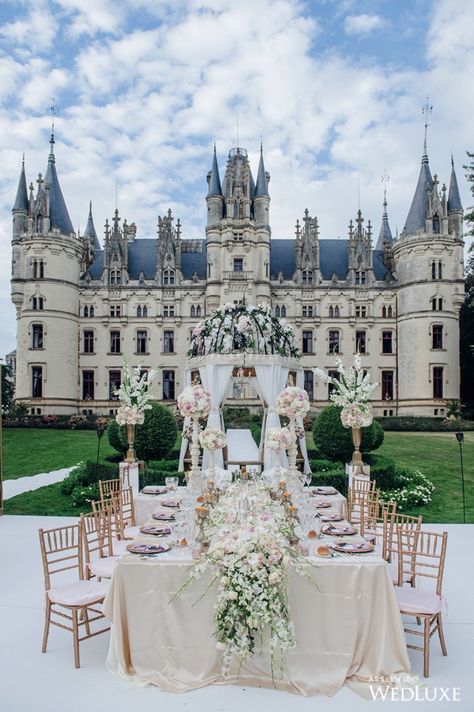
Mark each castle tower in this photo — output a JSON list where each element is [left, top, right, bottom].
[[11, 132, 82, 413], [393, 140, 464, 415], [81, 201, 101, 272], [205, 144, 271, 311], [103, 209, 129, 286], [347, 209, 374, 286], [155, 209, 182, 286], [294, 208, 320, 285]]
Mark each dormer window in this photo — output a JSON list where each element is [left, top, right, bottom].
[[355, 270, 366, 285], [163, 269, 175, 285], [302, 270, 313, 285], [432, 213, 440, 234], [110, 270, 121, 285]]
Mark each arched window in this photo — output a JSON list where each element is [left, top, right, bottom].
[[90, 306, 94, 317], [334, 306, 340, 318], [190, 305, 196, 317], [137, 305, 142, 317], [143, 305, 148, 317], [281, 305, 287, 317], [302, 270, 313, 285], [110, 270, 121, 285], [163, 269, 175, 285], [387, 305, 393, 318], [196, 305, 202, 317], [275, 306, 280, 317], [432, 214, 440, 234], [328, 305, 334, 318], [438, 298, 443, 311], [382, 305, 387, 318], [84, 305, 89, 318]]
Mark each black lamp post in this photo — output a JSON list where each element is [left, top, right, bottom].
[[96, 421, 106, 478], [455, 429, 466, 524]]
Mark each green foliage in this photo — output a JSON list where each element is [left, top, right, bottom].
[[250, 424, 261, 446], [371, 419, 385, 450], [311, 471, 348, 497], [378, 416, 474, 432], [309, 458, 342, 473], [313, 405, 382, 462], [379, 468, 435, 510], [1, 365, 15, 413], [140, 469, 185, 488], [364, 452, 396, 478], [61, 460, 118, 496], [134, 402, 178, 462], [107, 418, 126, 454]]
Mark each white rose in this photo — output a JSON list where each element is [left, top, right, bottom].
[[227, 591, 238, 601], [268, 571, 281, 585]]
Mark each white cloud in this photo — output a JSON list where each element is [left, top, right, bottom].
[[344, 13, 385, 36], [0, 4, 58, 52]]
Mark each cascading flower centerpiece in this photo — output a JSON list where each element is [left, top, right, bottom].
[[199, 427, 227, 479], [115, 362, 156, 462], [314, 353, 377, 466], [177, 384, 212, 487], [187, 302, 299, 358], [265, 427, 296, 478]]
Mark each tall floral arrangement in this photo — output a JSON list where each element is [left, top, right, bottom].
[[188, 302, 299, 358], [199, 427, 227, 451], [314, 353, 377, 428], [276, 386, 310, 419], [115, 362, 156, 425], [177, 384, 211, 418], [266, 427, 295, 451]]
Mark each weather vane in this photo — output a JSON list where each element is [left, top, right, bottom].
[[422, 97, 433, 151], [381, 169, 390, 204], [48, 98, 58, 141]]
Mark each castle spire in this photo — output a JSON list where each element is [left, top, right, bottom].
[[13, 156, 29, 212], [402, 123, 434, 236], [83, 201, 101, 251], [447, 155, 463, 212], [44, 124, 74, 235], [254, 143, 269, 197], [376, 171, 393, 250], [207, 143, 223, 197]]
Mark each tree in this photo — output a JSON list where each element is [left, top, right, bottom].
[[460, 152, 474, 416], [107, 402, 178, 462], [1, 365, 15, 414], [313, 404, 383, 463]]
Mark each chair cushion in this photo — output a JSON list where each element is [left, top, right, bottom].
[[48, 580, 109, 607], [123, 526, 140, 540], [395, 586, 443, 616], [89, 556, 116, 579]]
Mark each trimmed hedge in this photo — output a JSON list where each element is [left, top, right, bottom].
[[311, 471, 348, 496], [313, 405, 383, 463], [377, 416, 474, 432]]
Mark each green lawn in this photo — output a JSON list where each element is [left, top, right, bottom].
[[2, 428, 118, 480]]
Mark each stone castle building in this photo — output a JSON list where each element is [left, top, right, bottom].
[[10, 131, 465, 416]]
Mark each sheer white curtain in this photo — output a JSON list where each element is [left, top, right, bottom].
[[200, 364, 234, 468], [178, 369, 192, 472], [296, 369, 312, 475], [255, 364, 289, 470]]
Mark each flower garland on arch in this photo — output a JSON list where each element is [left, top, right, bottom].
[[187, 302, 299, 358]]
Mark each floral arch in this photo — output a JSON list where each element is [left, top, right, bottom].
[[178, 303, 311, 475]]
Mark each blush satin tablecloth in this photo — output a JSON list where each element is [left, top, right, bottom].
[[103, 547, 410, 697]]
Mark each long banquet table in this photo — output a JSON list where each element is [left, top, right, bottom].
[[103, 486, 410, 698]]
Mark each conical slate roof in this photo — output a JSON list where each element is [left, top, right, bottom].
[[207, 145, 223, 197], [44, 138, 74, 235], [13, 159, 29, 212], [448, 157, 463, 212], [83, 201, 101, 251], [254, 146, 269, 197], [375, 199, 393, 250], [403, 152, 433, 236]]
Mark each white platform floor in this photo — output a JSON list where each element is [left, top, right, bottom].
[[1, 515, 473, 712]]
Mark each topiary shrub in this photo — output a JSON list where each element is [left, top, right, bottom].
[[108, 419, 126, 455], [134, 402, 178, 462], [313, 404, 382, 463], [250, 424, 262, 446], [139, 469, 186, 488], [309, 458, 343, 473], [371, 420, 385, 450]]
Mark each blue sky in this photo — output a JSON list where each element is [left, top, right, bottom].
[[0, 0, 473, 356]]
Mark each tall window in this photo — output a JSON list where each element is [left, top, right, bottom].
[[110, 305, 121, 317], [381, 371, 394, 400], [190, 305, 196, 317], [109, 371, 121, 400], [302, 330, 313, 354], [387, 305, 393, 318], [382, 305, 387, 318], [163, 270, 175, 285], [275, 305, 287, 317], [302, 270, 313, 285], [83, 305, 94, 317], [334, 306, 340, 317], [110, 270, 121, 285], [32, 366, 43, 398], [302, 305, 314, 318], [432, 298, 443, 311], [137, 305, 142, 317], [136, 330, 147, 354], [355, 305, 367, 318], [164, 330, 174, 353], [163, 305, 175, 318], [329, 330, 340, 353], [110, 330, 121, 353], [83, 330, 94, 353], [433, 367, 443, 399], [82, 371, 95, 400], [143, 305, 148, 317], [355, 270, 366, 285], [431, 261, 436, 279], [356, 330, 366, 353], [328, 305, 334, 318], [328, 369, 340, 399], [32, 324, 43, 349], [304, 370, 314, 400], [32, 260, 44, 279], [32, 296, 44, 310], [438, 261, 442, 279], [233, 258, 243, 272], [432, 325, 443, 350], [432, 214, 440, 233], [382, 330, 393, 354], [163, 370, 175, 400]]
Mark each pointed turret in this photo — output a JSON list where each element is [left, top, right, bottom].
[[207, 144, 223, 197], [13, 158, 29, 212], [83, 201, 101, 251], [376, 197, 393, 250], [447, 156, 463, 213], [44, 132, 74, 235], [402, 144, 434, 236], [254, 144, 269, 197]]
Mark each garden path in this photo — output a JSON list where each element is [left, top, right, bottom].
[[2, 466, 74, 500]]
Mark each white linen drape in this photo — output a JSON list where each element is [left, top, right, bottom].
[[255, 364, 289, 470], [200, 364, 234, 468], [178, 369, 192, 472], [296, 370, 312, 475]]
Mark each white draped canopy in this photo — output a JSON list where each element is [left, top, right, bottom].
[[178, 353, 311, 475]]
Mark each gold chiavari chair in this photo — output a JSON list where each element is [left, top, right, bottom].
[[38, 524, 109, 668], [116, 486, 140, 539], [91, 497, 128, 554], [348, 480, 378, 527], [386, 512, 423, 584], [81, 511, 117, 581], [395, 529, 448, 677], [98, 477, 121, 502], [360, 498, 396, 558]]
